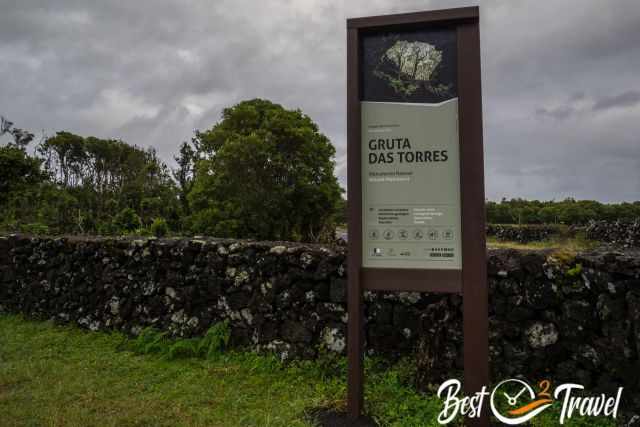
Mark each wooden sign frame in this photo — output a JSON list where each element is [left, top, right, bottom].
[[346, 7, 488, 425]]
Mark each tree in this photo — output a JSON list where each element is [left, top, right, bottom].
[[1, 116, 34, 149], [334, 197, 347, 225], [37, 132, 180, 234], [0, 116, 45, 203], [188, 99, 343, 242], [0, 145, 46, 204], [0, 145, 54, 233], [172, 140, 198, 217]]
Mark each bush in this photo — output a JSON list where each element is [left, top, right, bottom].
[[150, 218, 169, 237], [113, 208, 142, 233]]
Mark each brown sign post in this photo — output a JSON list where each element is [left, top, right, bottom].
[[346, 7, 487, 425]]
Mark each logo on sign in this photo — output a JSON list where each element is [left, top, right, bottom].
[[436, 378, 623, 425]]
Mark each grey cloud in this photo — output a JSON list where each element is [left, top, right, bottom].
[[570, 92, 585, 102], [535, 106, 575, 121], [593, 91, 640, 111], [535, 89, 640, 121], [1, 0, 639, 202]]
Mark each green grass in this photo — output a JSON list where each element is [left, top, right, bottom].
[[0, 315, 617, 426], [0, 314, 443, 426]]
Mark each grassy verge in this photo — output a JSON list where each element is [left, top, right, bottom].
[[0, 314, 443, 426], [0, 315, 616, 426]]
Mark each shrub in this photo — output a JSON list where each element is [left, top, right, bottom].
[[113, 207, 142, 233], [150, 217, 169, 237]]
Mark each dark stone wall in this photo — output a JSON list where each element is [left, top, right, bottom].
[[1, 234, 639, 410], [586, 219, 640, 248], [486, 224, 564, 243]]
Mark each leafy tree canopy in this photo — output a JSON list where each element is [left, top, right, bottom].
[[3, 109, 639, 240], [1, 122, 180, 235], [188, 99, 343, 242], [486, 198, 640, 225], [0, 145, 46, 203]]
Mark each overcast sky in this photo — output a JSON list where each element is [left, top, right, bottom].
[[1, 0, 639, 202]]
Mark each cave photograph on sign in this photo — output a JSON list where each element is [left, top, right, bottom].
[[362, 28, 457, 103]]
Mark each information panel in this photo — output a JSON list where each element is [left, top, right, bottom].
[[347, 8, 487, 422], [360, 27, 461, 270]]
